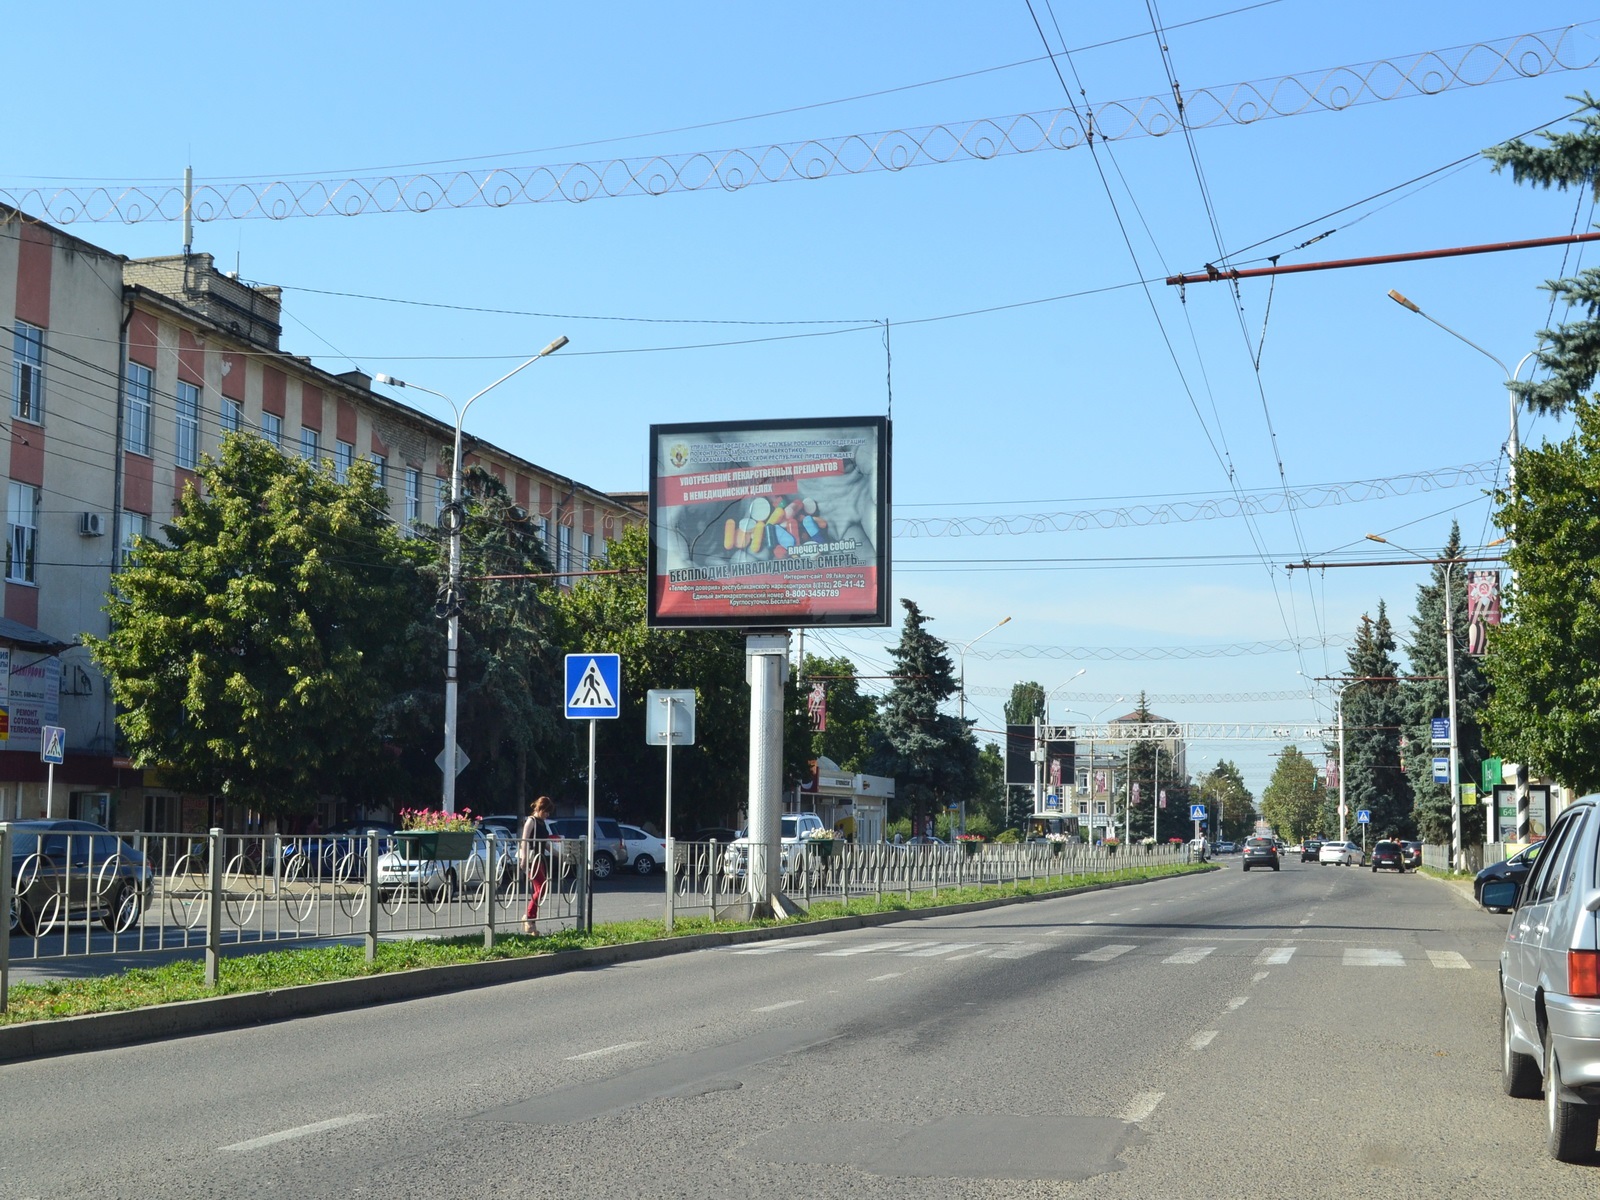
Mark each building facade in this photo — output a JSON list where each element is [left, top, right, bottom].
[[0, 208, 641, 831]]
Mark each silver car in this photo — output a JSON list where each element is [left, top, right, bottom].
[[1481, 794, 1600, 1162]]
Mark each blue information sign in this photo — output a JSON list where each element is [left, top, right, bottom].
[[1432, 756, 1450, 784], [565, 654, 622, 720], [1431, 717, 1450, 746]]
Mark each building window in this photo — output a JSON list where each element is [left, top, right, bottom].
[[581, 532, 593, 570], [335, 440, 354, 483], [536, 516, 550, 552], [221, 398, 242, 435], [120, 512, 149, 568], [6, 482, 37, 584], [405, 469, 420, 526], [369, 452, 387, 488], [12, 322, 44, 422], [300, 426, 319, 463], [175, 381, 200, 469], [260, 411, 282, 449], [557, 525, 572, 577], [125, 362, 152, 456]]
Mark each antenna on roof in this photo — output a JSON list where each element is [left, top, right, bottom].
[[182, 165, 193, 257]]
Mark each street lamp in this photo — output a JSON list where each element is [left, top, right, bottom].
[[1062, 696, 1123, 842], [955, 616, 1011, 728], [375, 334, 569, 813], [1366, 532, 1461, 865], [1044, 668, 1087, 724]]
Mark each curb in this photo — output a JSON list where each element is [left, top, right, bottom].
[[0, 869, 1203, 1064]]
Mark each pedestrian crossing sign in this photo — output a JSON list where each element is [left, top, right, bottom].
[[41, 724, 67, 764], [565, 654, 621, 719]]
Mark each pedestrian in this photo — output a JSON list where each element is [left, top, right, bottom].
[[520, 795, 554, 936]]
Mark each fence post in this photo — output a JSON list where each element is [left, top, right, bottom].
[[875, 844, 883, 903], [365, 831, 379, 963], [484, 835, 497, 949], [206, 826, 223, 987], [0, 824, 10, 1013]]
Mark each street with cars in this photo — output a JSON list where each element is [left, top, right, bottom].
[[2, 854, 1595, 1196]]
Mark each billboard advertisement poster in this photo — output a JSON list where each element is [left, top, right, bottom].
[[1466, 570, 1501, 656], [648, 417, 890, 628]]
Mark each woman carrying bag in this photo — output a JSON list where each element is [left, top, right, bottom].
[[520, 795, 554, 935]]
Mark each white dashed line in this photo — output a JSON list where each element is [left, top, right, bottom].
[[565, 1041, 646, 1061], [817, 941, 911, 956], [1163, 946, 1216, 965], [1189, 1031, 1218, 1051], [1427, 950, 1472, 970], [1344, 948, 1404, 968], [1117, 1091, 1165, 1123], [991, 944, 1046, 959], [943, 948, 994, 961], [1252, 971, 1270, 984], [1226, 996, 1249, 1011], [1256, 947, 1297, 965], [866, 973, 903, 981], [1075, 944, 1136, 962], [753, 1000, 805, 1013], [734, 941, 833, 955], [219, 1115, 377, 1154]]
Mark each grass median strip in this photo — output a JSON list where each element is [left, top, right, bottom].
[[0, 862, 1207, 1026]]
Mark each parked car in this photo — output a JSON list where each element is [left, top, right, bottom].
[[544, 817, 629, 880], [1370, 841, 1407, 873], [618, 824, 667, 875], [688, 827, 742, 845], [1302, 839, 1325, 863], [1475, 841, 1544, 910], [375, 829, 512, 899], [1478, 794, 1600, 1163], [283, 820, 397, 881], [1400, 840, 1423, 870], [1319, 840, 1363, 866], [1241, 836, 1279, 872], [723, 813, 826, 878], [1215, 840, 1237, 854], [7, 820, 153, 936]]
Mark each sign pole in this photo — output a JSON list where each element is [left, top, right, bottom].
[[585, 718, 596, 933], [664, 695, 676, 932], [46, 761, 55, 820]]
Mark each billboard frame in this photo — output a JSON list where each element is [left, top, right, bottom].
[[647, 415, 891, 629]]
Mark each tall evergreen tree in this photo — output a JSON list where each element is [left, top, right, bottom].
[[1333, 604, 1411, 839], [1401, 523, 1488, 845], [866, 599, 979, 831], [1261, 746, 1321, 842]]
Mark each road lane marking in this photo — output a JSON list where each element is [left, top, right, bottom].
[[1255, 947, 1297, 965], [219, 1115, 376, 1154], [753, 1000, 805, 1012], [1298, 918, 1311, 925], [1344, 948, 1404, 967], [817, 941, 911, 956], [1189, 1031, 1218, 1051], [734, 941, 833, 955], [866, 973, 902, 981], [565, 1041, 646, 1061], [1075, 944, 1136, 962], [992, 943, 1045, 959], [1117, 1091, 1165, 1123], [1163, 946, 1216, 965], [1427, 950, 1472, 970], [903, 943, 979, 957], [1253, 971, 1270, 983], [944, 948, 994, 961], [1226, 997, 1249, 1011]]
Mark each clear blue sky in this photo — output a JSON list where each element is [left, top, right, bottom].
[[10, 2, 1597, 796]]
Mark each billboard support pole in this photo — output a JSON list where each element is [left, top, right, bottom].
[[746, 633, 789, 918]]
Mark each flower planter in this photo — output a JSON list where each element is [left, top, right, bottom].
[[809, 839, 838, 861], [1104, 843, 1119, 856], [960, 841, 982, 858], [1050, 841, 1065, 857], [393, 830, 475, 861]]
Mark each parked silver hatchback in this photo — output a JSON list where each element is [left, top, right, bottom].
[[1480, 794, 1600, 1162]]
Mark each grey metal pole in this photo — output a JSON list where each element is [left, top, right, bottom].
[[664, 695, 676, 933], [365, 831, 379, 962], [0, 824, 10, 1013], [1445, 566, 1461, 869], [746, 634, 787, 917], [586, 718, 597, 933], [206, 827, 223, 987]]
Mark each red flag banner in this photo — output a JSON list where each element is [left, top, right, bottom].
[[807, 682, 827, 732]]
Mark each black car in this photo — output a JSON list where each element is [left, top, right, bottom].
[[1301, 839, 1324, 863], [1474, 841, 1543, 911], [1370, 840, 1407, 873], [7, 820, 153, 936], [1399, 840, 1422, 870], [1241, 836, 1280, 872]]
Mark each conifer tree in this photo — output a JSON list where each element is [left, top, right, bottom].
[[1334, 603, 1412, 838]]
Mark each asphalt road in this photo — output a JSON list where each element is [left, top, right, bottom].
[[3, 858, 1594, 1198]]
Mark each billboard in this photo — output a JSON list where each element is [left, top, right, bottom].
[[648, 416, 890, 628]]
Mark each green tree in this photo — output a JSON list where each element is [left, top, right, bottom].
[[1401, 523, 1487, 844], [973, 741, 1006, 827], [1261, 746, 1321, 843], [1196, 759, 1255, 843], [552, 524, 759, 829], [87, 435, 420, 818], [1483, 395, 1600, 791], [866, 599, 979, 829], [1334, 604, 1412, 839], [1001, 681, 1046, 832], [1004, 681, 1045, 724], [799, 653, 877, 772], [1484, 98, 1600, 416]]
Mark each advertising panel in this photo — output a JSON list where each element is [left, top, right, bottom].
[[648, 417, 890, 628], [1466, 569, 1501, 656], [0, 648, 61, 753]]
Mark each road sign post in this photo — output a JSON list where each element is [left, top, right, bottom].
[[41, 725, 66, 819], [566, 655, 621, 932], [647, 689, 696, 931]]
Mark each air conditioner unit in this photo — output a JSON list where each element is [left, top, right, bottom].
[[80, 512, 105, 537]]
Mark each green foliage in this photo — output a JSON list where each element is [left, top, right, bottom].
[[1261, 745, 1322, 842], [1484, 395, 1600, 791], [1333, 604, 1414, 839], [799, 653, 878, 771], [1484, 97, 1600, 416], [86, 435, 422, 816], [865, 599, 979, 822], [1196, 759, 1256, 843], [972, 741, 1006, 827], [994, 828, 1021, 843], [1004, 681, 1045, 725]]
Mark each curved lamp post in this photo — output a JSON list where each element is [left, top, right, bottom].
[[956, 616, 1011, 728], [375, 334, 569, 813]]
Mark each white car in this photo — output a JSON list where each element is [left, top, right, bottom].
[[1318, 840, 1364, 866], [724, 813, 826, 877], [376, 829, 516, 898], [619, 824, 667, 875]]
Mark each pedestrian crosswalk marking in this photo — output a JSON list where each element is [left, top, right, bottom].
[[734, 941, 833, 955], [1256, 946, 1297, 965], [1163, 946, 1216, 965], [991, 943, 1045, 959], [1426, 950, 1472, 970], [817, 941, 912, 956], [1076, 944, 1136, 962], [900, 943, 979, 957], [1344, 947, 1404, 967]]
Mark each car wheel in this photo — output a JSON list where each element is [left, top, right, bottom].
[[14, 898, 40, 937], [1272, 864, 1279, 871], [1242, 864, 1249, 872], [1502, 996, 1541, 1099], [102, 884, 143, 933], [1545, 1029, 1600, 1162], [633, 854, 656, 876], [592, 852, 615, 880]]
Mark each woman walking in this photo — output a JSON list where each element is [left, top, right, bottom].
[[520, 796, 554, 935]]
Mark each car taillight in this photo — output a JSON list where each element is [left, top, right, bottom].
[[1569, 950, 1600, 999]]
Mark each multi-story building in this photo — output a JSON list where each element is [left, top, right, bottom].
[[0, 207, 641, 831]]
